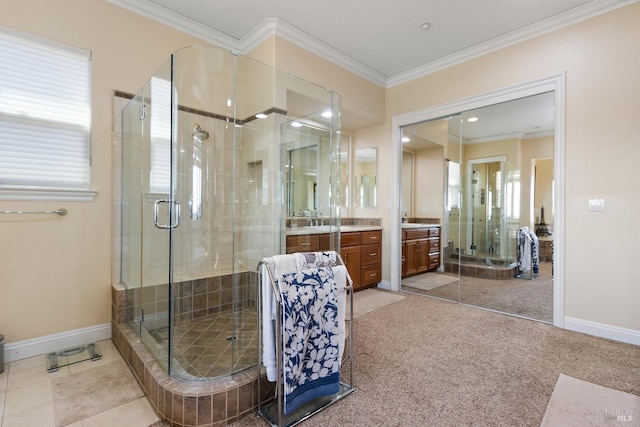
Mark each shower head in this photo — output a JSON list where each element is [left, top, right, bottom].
[[192, 123, 210, 142]]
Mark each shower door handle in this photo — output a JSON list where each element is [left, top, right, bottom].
[[154, 199, 181, 229]]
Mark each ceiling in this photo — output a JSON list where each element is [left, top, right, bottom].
[[402, 92, 555, 150], [109, 0, 632, 138], [110, 0, 632, 86]]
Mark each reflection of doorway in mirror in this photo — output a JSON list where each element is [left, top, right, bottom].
[[354, 147, 377, 208], [308, 182, 317, 210], [360, 174, 376, 208]]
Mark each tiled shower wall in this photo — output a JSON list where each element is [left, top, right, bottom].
[[113, 92, 283, 314], [122, 271, 258, 324]]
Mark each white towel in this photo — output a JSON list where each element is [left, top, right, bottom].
[[261, 254, 298, 381], [332, 264, 347, 361]]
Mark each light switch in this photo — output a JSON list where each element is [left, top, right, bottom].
[[587, 199, 605, 212]]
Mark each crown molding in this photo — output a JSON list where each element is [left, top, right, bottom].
[[240, 18, 388, 87], [107, 0, 636, 89], [463, 129, 555, 145], [387, 0, 637, 87], [105, 0, 240, 51]]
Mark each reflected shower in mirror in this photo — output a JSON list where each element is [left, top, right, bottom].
[[400, 92, 555, 324], [354, 147, 377, 208], [283, 120, 344, 218], [285, 142, 318, 216]]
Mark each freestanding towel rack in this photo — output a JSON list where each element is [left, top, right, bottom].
[[256, 253, 355, 427]]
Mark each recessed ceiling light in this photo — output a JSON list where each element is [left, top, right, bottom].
[[421, 22, 431, 30], [291, 121, 303, 127], [467, 117, 478, 122], [401, 136, 411, 143], [255, 113, 268, 119], [321, 111, 332, 118]]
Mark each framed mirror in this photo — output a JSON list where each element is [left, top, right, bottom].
[[354, 147, 377, 208]]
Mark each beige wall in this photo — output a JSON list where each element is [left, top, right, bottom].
[[0, 0, 385, 345], [1, 0, 639, 348], [0, 0, 207, 342], [413, 146, 445, 219], [384, 4, 640, 332]]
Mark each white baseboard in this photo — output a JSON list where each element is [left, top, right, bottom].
[[564, 317, 640, 346], [4, 324, 112, 363]]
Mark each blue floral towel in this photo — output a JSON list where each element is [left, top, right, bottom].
[[279, 266, 344, 414]]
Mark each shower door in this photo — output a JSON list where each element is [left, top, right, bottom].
[[121, 59, 174, 373], [123, 44, 343, 380]]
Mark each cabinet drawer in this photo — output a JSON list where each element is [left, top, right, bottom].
[[428, 227, 440, 237], [360, 263, 381, 286], [360, 243, 381, 265], [286, 235, 319, 253], [361, 230, 382, 245], [341, 232, 361, 247], [405, 228, 429, 240], [428, 237, 440, 253], [428, 252, 440, 270]]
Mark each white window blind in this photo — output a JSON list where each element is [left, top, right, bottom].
[[149, 76, 172, 194], [0, 27, 91, 192]]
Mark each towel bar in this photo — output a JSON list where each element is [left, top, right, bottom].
[[1, 208, 67, 216]]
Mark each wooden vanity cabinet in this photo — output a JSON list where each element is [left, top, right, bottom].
[[427, 227, 441, 271], [402, 226, 440, 278], [285, 234, 319, 253], [359, 231, 382, 289], [340, 232, 361, 290], [285, 229, 382, 291]]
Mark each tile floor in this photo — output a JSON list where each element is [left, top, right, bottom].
[[0, 339, 159, 427]]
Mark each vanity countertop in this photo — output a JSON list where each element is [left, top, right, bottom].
[[286, 225, 383, 235], [402, 223, 441, 228]]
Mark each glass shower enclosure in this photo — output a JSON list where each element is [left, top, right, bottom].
[[120, 46, 342, 380]]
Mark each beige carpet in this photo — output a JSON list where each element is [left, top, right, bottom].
[[541, 374, 640, 426], [346, 288, 406, 319], [234, 294, 640, 427], [52, 359, 144, 426], [402, 272, 459, 291], [403, 261, 553, 323]]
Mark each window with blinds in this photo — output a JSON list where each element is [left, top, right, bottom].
[[0, 27, 91, 198], [149, 76, 172, 194]]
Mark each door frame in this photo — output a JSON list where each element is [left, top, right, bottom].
[[390, 73, 566, 328]]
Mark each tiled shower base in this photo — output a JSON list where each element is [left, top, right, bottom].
[[112, 319, 273, 426], [142, 308, 258, 380], [444, 254, 518, 279]]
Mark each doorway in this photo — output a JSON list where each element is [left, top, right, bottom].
[[390, 75, 565, 327]]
